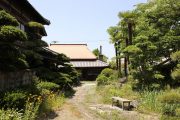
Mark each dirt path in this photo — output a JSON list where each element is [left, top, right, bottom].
[[53, 81, 100, 120], [51, 81, 159, 120]]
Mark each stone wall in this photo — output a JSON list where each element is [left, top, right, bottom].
[[0, 70, 34, 91]]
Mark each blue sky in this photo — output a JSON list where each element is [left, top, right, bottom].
[[29, 0, 147, 59]]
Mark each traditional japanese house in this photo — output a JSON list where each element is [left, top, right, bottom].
[[0, 0, 50, 35], [49, 44, 109, 80], [0, 0, 50, 90]]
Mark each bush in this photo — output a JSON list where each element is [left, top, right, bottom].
[[2, 90, 27, 109], [40, 93, 64, 113], [0, 26, 27, 42], [0, 109, 22, 120], [171, 69, 180, 82], [158, 90, 180, 116], [0, 10, 19, 26], [175, 108, 180, 116], [162, 104, 176, 116], [37, 81, 60, 91], [27, 22, 44, 30], [23, 95, 42, 120], [96, 68, 118, 86], [101, 68, 114, 78], [96, 75, 109, 86], [171, 51, 180, 62], [158, 90, 180, 104]]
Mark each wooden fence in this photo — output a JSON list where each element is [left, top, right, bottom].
[[0, 69, 34, 91]]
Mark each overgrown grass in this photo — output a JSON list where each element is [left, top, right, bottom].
[[96, 79, 180, 120], [40, 92, 65, 114], [96, 83, 140, 104], [138, 91, 162, 113]]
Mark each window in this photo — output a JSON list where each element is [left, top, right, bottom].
[[17, 23, 25, 31]]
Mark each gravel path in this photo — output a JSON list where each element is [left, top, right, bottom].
[[53, 81, 100, 120]]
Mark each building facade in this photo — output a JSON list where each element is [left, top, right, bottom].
[[49, 44, 109, 80]]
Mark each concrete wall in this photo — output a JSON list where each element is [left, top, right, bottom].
[[0, 70, 34, 91]]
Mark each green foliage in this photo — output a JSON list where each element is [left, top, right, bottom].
[[0, 26, 27, 42], [0, 10, 19, 26], [97, 82, 139, 104], [0, 10, 28, 71], [171, 69, 180, 82], [92, 48, 100, 57], [27, 21, 44, 30], [37, 82, 60, 91], [23, 95, 42, 120], [158, 90, 180, 104], [92, 48, 108, 62], [138, 91, 162, 113], [109, 57, 117, 70], [171, 51, 180, 62], [40, 93, 64, 114], [96, 68, 117, 86], [96, 75, 109, 86], [123, 45, 142, 55], [0, 109, 22, 120], [1, 91, 27, 109], [175, 108, 180, 117], [161, 104, 177, 116], [101, 68, 114, 78], [108, 0, 180, 88]]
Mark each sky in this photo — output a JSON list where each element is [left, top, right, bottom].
[[29, 0, 147, 60]]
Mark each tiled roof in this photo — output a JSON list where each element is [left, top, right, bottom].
[[70, 60, 109, 68], [49, 44, 97, 60]]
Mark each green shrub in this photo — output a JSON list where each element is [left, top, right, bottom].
[[40, 93, 64, 114], [37, 81, 60, 91], [171, 51, 180, 62], [96, 75, 109, 86], [175, 108, 180, 116], [96, 68, 118, 86], [162, 104, 176, 116], [0, 25, 27, 42], [0, 10, 19, 26], [23, 95, 42, 120], [158, 90, 180, 116], [101, 68, 114, 78], [0, 109, 22, 120], [158, 90, 180, 104], [27, 21, 44, 30], [171, 69, 180, 82], [2, 90, 27, 109]]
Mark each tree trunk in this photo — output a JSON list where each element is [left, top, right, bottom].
[[117, 41, 122, 77], [124, 57, 128, 77], [124, 37, 129, 77], [128, 23, 132, 45], [115, 43, 119, 70]]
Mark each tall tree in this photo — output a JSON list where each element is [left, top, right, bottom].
[[107, 26, 122, 76], [0, 10, 28, 71], [108, 0, 180, 87]]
